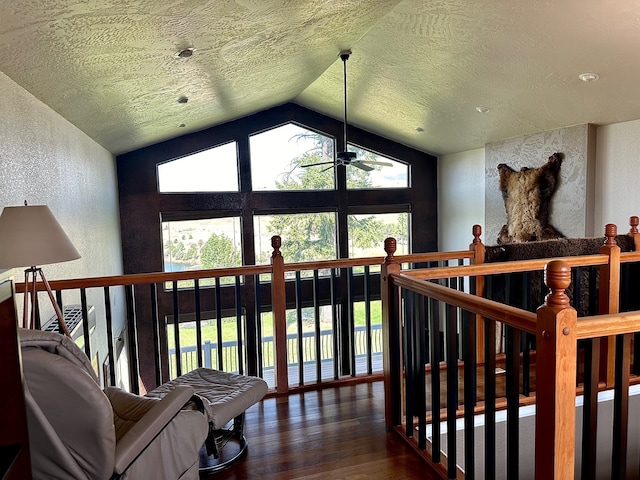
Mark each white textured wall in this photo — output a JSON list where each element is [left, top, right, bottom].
[[595, 119, 640, 234], [0, 71, 123, 380], [438, 148, 486, 251]]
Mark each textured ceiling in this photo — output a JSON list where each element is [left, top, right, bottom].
[[1, 0, 640, 156]]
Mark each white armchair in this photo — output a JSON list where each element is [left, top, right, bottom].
[[19, 329, 208, 480]]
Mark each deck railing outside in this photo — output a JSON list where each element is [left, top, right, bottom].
[[168, 324, 383, 387]]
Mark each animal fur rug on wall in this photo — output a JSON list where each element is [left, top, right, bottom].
[[497, 152, 564, 244]]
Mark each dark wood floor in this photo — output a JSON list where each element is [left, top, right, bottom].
[[202, 381, 441, 480]]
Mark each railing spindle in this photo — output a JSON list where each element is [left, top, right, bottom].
[[171, 280, 181, 378], [330, 267, 339, 380], [313, 269, 322, 383], [124, 284, 139, 394], [194, 279, 203, 369], [234, 275, 244, 375], [104, 286, 116, 386], [364, 265, 373, 375], [484, 316, 496, 480], [214, 277, 223, 370], [505, 324, 521, 478], [255, 274, 264, 378], [295, 270, 304, 385], [429, 295, 442, 464], [445, 300, 458, 478], [462, 308, 476, 480]]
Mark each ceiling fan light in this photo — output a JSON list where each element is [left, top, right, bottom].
[[579, 72, 599, 83]]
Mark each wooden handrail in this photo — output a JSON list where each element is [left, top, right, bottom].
[[401, 254, 610, 280], [279, 250, 474, 273], [391, 272, 538, 334], [576, 311, 640, 339], [14, 265, 272, 292]]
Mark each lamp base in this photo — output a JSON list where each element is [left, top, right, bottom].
[[23, 267, 70, 337]]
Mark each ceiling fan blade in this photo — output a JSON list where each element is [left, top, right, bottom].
[[351, 161, 374, 172], [361, 160, 393, 167], [300, 161, 336, 168]]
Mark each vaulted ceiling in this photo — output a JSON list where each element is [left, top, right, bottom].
[[1, 0, 639, 157]]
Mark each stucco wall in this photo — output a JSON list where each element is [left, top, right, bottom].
[[438, 148, 486, 251], [0, 71, 124, 382]]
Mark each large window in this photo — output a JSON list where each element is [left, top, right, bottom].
[[254, 212, 338, 264], [157, 142, 239, 193], [162, 217, 242, 272], [346, 145, 409, 190], [250, 123, 335, 191], [347, 212, 410, 258]]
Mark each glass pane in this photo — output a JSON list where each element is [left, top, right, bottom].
[[346, 145, 409, 189], [157, 142, 238, 192], [162, 217, 242, 272], [254, 212, 337, 264], [250, 123, 335, 191], [347, 212, 410, 258]]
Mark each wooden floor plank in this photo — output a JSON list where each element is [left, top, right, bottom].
[[204, 381, 441, 480]]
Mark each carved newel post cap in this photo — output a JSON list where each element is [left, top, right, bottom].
[[544, 260, 571, 307], [472, 224, 482, 245], [271, 235, 282, 256], [630, 216, 639, 234], [384, 237, 397, 259], [604, 223, 618, 246]]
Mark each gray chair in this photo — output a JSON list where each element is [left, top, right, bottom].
[[19, 329, 209, 480]]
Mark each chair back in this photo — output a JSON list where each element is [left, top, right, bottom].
[[20, 329, 116, 480]]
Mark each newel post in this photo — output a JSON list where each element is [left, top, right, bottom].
[[470, 224, 486, 362], [381, 237, 402, 426], [270, 235, 288, 394], [535, 260, 577, 480], [629, 215, 640, 251], [599, 224, 621, 386]]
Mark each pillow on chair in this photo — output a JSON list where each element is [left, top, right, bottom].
[[497, 152, 564, 244]]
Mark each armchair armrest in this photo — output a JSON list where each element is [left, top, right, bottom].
[[110, 385, 196, 475]]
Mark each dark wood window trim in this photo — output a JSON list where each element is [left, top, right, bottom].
[[116, 102, 438, 387]]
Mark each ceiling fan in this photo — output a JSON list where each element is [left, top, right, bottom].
[[302, 50, 392, 172]]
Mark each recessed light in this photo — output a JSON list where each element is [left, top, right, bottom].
[[475, 106, 490, 113], [579, 72, 599, 83], [177, 96, 189, 104], [178, 123, 186, 128], [175, 47, 195, 58], [415, 127, 425, 133]]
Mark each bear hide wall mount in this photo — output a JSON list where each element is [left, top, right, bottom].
[[497, 152, 564, 244]]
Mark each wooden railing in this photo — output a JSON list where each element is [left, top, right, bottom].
[[14, 236, 473, 396], [17, 220, 640, 478], [381, 221, 640, 479]]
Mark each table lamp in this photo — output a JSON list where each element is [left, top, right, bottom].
[[0, 203, 81, 335]]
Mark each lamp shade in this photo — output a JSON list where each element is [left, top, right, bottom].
[[0, 205, 81, 269]]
